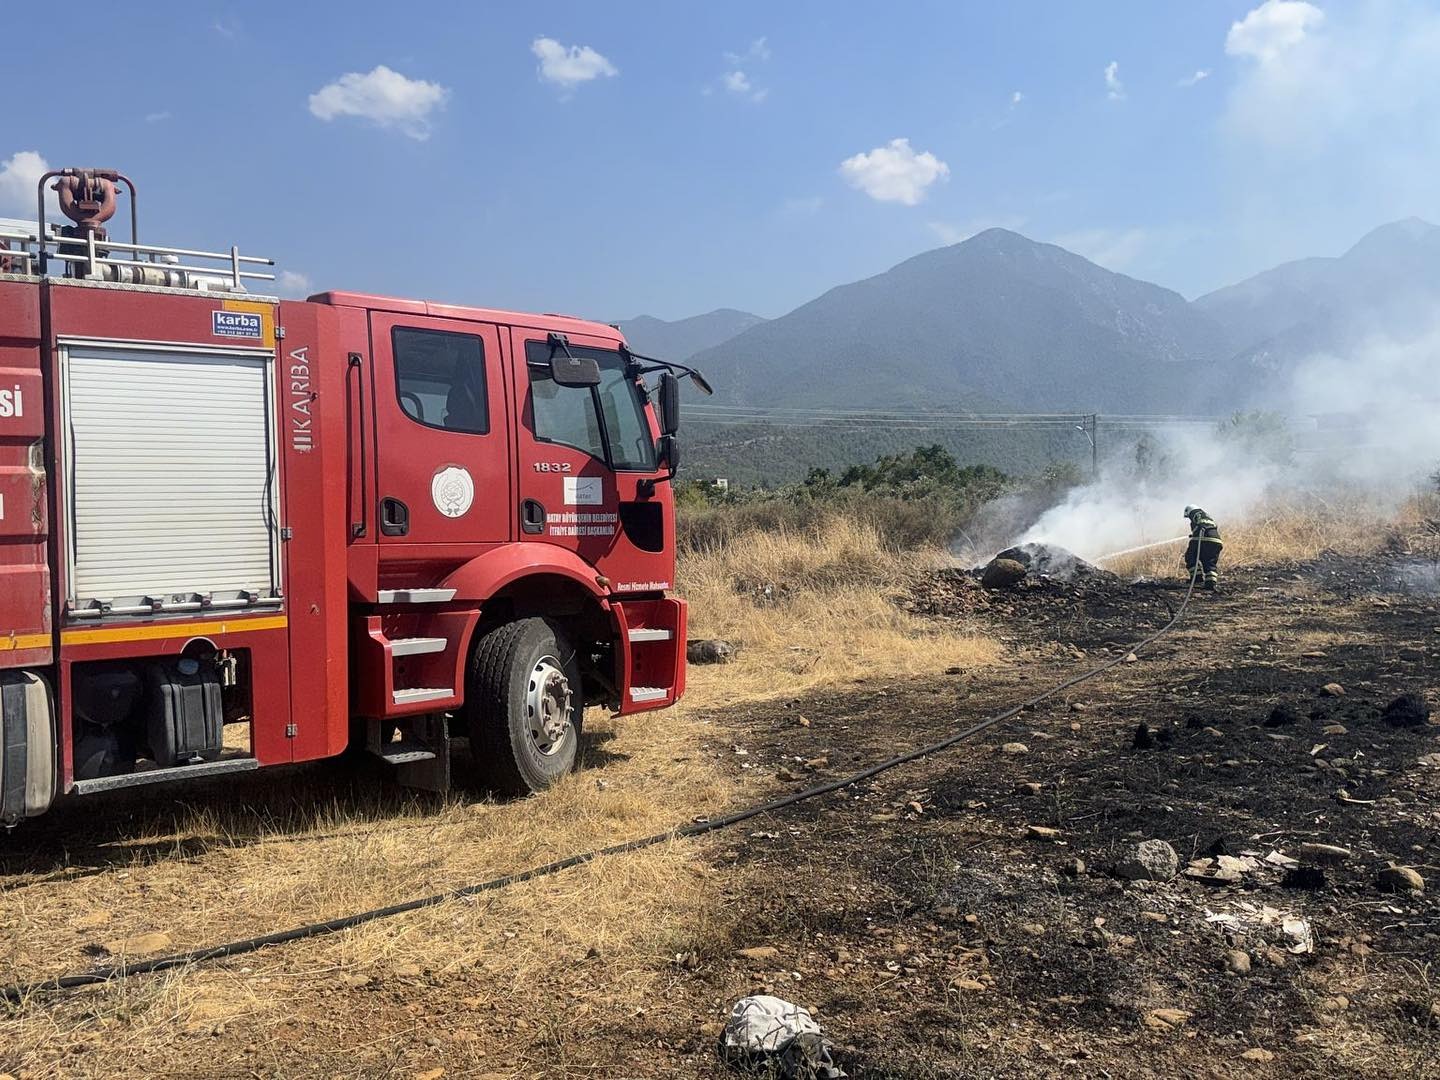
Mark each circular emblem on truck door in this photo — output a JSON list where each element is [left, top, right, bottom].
[[431, 465, 475, 518]]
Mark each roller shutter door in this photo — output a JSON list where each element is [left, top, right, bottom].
[[65, 345, 278, 604]]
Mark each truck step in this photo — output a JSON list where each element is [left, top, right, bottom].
[[630, 686, 668, 704], [390, 636, 448, 657], [377, 588, 457, 604], [392, 687, 454, 706], [628, 628, 673, 643], [375, 743, 439, 766]]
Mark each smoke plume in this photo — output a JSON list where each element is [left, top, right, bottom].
[[979, 327, 1440, 565]]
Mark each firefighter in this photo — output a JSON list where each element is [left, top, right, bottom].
[[1183, 504, 1223, 591]]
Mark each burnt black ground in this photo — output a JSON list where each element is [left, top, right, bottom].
[[654, 554, 1440, 1078], [3, 553, 1436, 1078]]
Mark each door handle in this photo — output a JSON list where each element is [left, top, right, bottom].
[[380, 497, 409, 537], [347, 353, 368, 539], [521, 499, 546, 535]]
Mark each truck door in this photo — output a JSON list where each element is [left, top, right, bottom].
[[508, 326, 661, 568], [369, 313, 510, 546]]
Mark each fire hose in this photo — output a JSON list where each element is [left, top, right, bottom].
[[2, 563, 1203, 1002]]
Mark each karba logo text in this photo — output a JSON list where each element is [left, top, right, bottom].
[[212, 310, 263, 339], [0, 384, 22, 418]]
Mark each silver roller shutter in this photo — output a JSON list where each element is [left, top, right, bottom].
[[65, 344, 279, 604]]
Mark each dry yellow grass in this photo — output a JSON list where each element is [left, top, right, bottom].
[[0, 707, 737, 1075], [1103, 498, 1412, 579], [678, 516, 999, 707], [1, 518, 998, 1076]]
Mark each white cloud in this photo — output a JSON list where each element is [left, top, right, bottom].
[[144, 110, 171, 124], [1011, 90, 1025, 106], [1104, 61, 1125, 101], [1053, 227, 1148, 271], [725, 38, 771, 65], [715, 38, 770, 102], [308, 65, 449, 140], [1226, 0, 1324, 63], [1222, 1, 1440, 155], [722, 70, 768, 103], [531, 37, 618, 90], [276, 270, 313, 299], [1178, 69, 1211, 87], [0, 150, 50, 217], [929, 215, 1028, 245], [1216, 0, 1440, 269], [839, 138, 950, 206]]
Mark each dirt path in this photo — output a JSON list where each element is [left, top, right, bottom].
[[2, 555, 1436, 1078]]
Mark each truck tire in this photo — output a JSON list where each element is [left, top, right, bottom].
[[465, 618, 583, 796]]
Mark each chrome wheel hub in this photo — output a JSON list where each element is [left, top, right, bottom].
[[525, 656, 573, 756]]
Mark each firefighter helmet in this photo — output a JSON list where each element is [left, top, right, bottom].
[[1183, 504, 1198, 517]]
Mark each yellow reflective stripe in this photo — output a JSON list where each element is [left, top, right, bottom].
[[61, 615, 287, 647], [0, 633, 51, 652]]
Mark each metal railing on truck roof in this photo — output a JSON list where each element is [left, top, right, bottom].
[[0, 219, 274, 293]]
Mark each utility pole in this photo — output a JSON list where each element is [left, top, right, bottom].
[[1074, 414, 1100, 479]]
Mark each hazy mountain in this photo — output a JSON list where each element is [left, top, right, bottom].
[[616, 308, 766, 361], [688, 229, 1230, 412], [1196, 217, 1440, 377]]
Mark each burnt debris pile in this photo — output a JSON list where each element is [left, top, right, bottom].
[[980, 542, 1113, 589]]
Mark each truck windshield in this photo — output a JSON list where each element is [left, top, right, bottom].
[[525, 341, 657, 471]]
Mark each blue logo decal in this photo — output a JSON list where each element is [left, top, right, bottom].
[[213, 310, 263, 339]]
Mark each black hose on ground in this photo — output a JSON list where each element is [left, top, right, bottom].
[[3, 564, 1201, 1003]]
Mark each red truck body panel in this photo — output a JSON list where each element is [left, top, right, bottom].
[[0, 279, 49, 670], [0, 271, 685, 810]]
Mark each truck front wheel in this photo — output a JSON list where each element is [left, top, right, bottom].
[[464, 618, 583, 795]]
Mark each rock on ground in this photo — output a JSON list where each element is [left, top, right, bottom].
[[1298, 843, 1351, 864], [981, 558, 1028, 590], [1114, 839, 1179, 882], [1377, 865, 1425, 895], [104, 931, 172, 955], [687, 639, 736, 665], [1381, 692, 1430, 728]]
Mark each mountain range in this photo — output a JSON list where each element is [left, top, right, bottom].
[[624, 218, 1440, 416], [615, 308, 766, 364]]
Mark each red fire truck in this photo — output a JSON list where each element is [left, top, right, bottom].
[[0, 168, 706, 826]]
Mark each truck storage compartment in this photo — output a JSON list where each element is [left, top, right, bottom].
[[62, 343, 280, 613], [145, 660, 224, 767]]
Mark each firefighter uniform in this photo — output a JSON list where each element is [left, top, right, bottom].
[[1184, 506, 1222, 590]]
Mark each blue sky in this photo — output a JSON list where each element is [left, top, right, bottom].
[[4, 1, 1438, 321]]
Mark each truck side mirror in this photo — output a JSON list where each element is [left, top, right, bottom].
[[551, 354, 601, 387], [659, 372, 680, 436], [639, 434, 680, 498]]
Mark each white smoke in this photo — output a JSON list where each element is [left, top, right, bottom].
[[1014, 429, 1281, 564], [989, 327, 1440, 564]]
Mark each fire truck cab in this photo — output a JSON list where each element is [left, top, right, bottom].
[[0, 168, 696, 825]]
